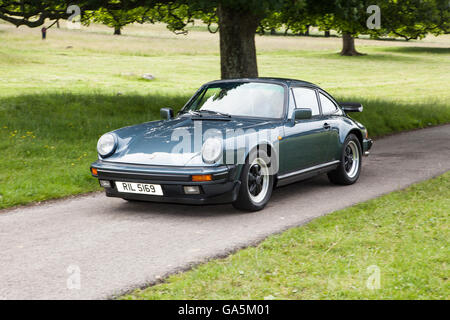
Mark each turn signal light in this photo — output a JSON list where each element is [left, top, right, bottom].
[[192, 174, 212, 182], [91, 168, 98, 176]]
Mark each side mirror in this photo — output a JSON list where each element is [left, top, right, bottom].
[[293, 108, 312, 121], [340, 102, 363, 112], [160, 108, 174, 120]]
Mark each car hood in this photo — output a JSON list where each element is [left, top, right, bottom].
[[103, 116, 279, 166]]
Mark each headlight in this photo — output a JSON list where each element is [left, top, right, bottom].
[[97, 133, 117, 157], [202, 138, 223, 164]]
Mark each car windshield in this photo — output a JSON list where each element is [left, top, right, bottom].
[[184, 82, 285, 118]]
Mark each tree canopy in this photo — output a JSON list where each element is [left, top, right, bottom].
[[82, 6, 153, 35]]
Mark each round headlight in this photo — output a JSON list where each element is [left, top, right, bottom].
[[202, 138, 223, 164], [97, 133, 117, 157]]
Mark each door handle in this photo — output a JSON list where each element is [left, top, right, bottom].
[[323, 123, 331, 130]]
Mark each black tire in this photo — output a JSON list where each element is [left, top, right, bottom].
[[232, 149, 274, 212], [327, 134, 362, 185]]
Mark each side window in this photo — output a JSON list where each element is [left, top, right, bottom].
[[319, 92, 338, 115], [291, 87, 320, 117]]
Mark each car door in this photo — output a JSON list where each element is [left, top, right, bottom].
[[280, 86, 329, 174], [318, 91, 343, 162]]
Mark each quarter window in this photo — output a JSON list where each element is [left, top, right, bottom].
[[291, 87, 320, 117], [319, 93, 338, 115]]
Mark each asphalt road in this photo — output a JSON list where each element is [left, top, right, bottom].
[[1, 125, 449, 299]]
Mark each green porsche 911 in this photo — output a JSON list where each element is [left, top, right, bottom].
[[91, 78, 373, 211]]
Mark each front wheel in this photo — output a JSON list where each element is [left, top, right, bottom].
[[327, 134, 362, 185], [232, 150, 274, 212]]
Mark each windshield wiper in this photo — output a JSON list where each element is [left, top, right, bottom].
[[198, 109, 232, 118], [182, 110, 202, 116]]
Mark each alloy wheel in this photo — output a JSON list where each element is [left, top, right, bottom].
[[247, 157, 270, 204], [344, 140, 360, 178]]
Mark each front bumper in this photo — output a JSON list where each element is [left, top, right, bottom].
[[90, 160, 241, 205], [363, 138, 373, 156]]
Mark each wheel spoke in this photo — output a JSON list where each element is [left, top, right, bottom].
[[249, 183, 257, 195], [256, 175, 263, 185], [255, 184, 262, 195], [345, 162, 351, 171]]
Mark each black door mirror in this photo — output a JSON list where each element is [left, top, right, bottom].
[[340, 102, 363, 112], [293, 108, 312, 121], [160, 108, 174, 120]]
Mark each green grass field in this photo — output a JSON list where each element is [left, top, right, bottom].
[[122, 172, 450, 300], [0, 21, 449, 209]]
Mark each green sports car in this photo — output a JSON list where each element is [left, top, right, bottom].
[[91, 78, 373, 211]]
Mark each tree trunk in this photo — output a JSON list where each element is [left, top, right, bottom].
[[305, 25, 310, 36], [340, 33, 363, 56], [114, 26, 121, 35], [324, 30, 330, 37], [217, 4, 259, 79]]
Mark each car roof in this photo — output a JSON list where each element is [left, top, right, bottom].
[[205, 77, 320, 88]]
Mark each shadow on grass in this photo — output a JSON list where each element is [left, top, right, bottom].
[[333, 96, 450, 137], [382, 46, 450, 54], [317, 51, 422, 63], [1, 91, 449, 140], [0, 92, 190, 139]]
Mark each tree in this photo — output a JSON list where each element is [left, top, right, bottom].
[[259, 0, 311, 36], [0, 0, 71, 27], [316, 14, 334, 38], [380, 0, 450, 40], [157, 1, 287, 78], [308, 0, 372, 56], [82, 7, 152, 35], [310, 0, 449, 55]]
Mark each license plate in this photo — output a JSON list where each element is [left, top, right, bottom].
[[116, 181, 163, 196]]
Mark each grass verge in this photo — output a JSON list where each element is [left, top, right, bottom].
[[122, 172, 450, 300], [0, 93, 187, 209]]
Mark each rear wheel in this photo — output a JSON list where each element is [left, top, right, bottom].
[[233, 150, 274, 212], [328, 134, 362, 185]]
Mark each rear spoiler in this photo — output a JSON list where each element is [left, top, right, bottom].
[[340, 102, 363, 112]]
